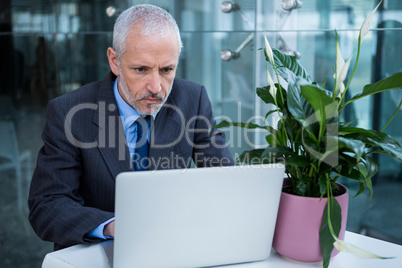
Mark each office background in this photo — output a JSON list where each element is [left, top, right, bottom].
[[0, 0, 401, 267]]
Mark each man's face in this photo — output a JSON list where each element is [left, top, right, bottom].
[[109, 29, 180, 115]]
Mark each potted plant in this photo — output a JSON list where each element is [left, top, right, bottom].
[[215, 1, 402, 267]]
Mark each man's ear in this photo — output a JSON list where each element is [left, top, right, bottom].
[[107, 47, 119, 77]]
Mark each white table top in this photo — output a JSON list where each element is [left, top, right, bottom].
[[42, 231, 402, 268]]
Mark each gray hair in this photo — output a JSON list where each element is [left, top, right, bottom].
[[113, 4, 182, 59]]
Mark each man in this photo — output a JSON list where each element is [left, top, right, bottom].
[[28, 4, 233, 250]]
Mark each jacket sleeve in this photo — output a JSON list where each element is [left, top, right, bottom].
[[192, 86, 234, 167], [28, 99, 114, 249]]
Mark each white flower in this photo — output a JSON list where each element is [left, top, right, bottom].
[[339, 56, 352, 86], [334, 37, 352, 96], [338, 83, 345, 98], [360, 0, 383, 41], [335, 39, 345, 75], [333, 238, 393, 259], [267, 69, 276, 98], [337, 56, 352, 97], [264, 34, 274, 65]]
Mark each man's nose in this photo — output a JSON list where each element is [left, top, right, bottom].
[[146, 72, 162, 94]]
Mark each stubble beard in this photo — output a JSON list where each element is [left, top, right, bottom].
[[118, 69, 173, 115]]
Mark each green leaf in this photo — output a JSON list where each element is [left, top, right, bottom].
[[257, 84, 287, 108], [263, 146, 311, 168], [319, 177, 328, 196], [320, 197, 342, 268], [287, 82, 315, 120], [294, 119, 319, 144], [261, 145, 293, 159], [276, 84, 287, 108], [337, 137, 366, 162], [214, 120, 274, 132], [368, 137, 402, 161], [381, 99, 402, 132], [340, 126, 402, 160], [337, 154, 364, 181], [299, 81, 338, 138], [301, 133, 320, 150], [262, 146, 310, 167], [268, 49, 312, 83], [285, 154, 311, 167], [344, 72, 402, 107], [256, 86, 275, 104], [356, 164, 374, 198], [265, 109, 278, 120], [356, 181, 366, 197], [340, 126, 397, 143], [265, 134, 277, 146], [363, 155, 380, 181], [299, 81, 336, 115], [365, 177, 374, 198], [293, 177, 314, 196]]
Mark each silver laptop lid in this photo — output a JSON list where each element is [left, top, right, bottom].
[[114, 164, 285, 268]]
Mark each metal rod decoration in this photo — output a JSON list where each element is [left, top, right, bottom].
[[220, 1, 254, 61], [277, 34, 301, 58], [221, 1, 254, 28], [235, 33, 254, 54], [106, 6, 121, 17], [221, 1, 240, 13], [221, 33, 254, 61], [281, 0, 303, 11]]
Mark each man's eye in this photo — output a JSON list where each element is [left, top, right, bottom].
[[162, 67, 173, 73], [135, 67, 145, 73]]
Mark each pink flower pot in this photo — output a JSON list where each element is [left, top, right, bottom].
[[272, 180, 349, 262]]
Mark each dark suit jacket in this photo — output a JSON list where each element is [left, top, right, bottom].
[[28, 72, 234, 250]]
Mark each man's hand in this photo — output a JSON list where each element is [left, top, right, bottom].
[[104, 220, 115, 237]]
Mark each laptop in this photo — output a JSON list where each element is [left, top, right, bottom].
[[110, 164, 285, 268]]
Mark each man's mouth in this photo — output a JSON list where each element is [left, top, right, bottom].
[[142, 97, 161, 104], [138, 93, 164, 103]]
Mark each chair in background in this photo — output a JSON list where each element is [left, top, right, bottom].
[[0, 120, 31, 211]]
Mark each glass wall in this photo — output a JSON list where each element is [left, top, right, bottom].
[[0, 0, 401, 266]]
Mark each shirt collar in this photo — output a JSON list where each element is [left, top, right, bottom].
[[113, 78, 156, 130]]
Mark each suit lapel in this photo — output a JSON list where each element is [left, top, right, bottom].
[[148, 89, 184, 170], [92, 73, 132, 179], [92, 74, 184, 172]]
